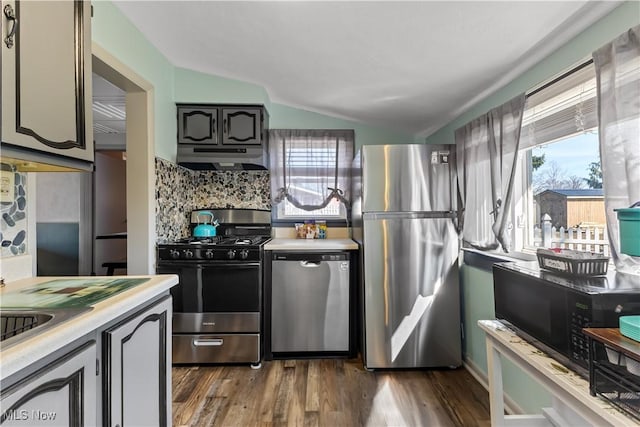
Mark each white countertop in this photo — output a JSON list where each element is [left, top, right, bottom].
[[264, 238, 359, 251], [0, 274, 178, 380], [479, 319, 638, 426]]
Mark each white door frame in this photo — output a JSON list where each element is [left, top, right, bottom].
[[92, 43, 155, 274]]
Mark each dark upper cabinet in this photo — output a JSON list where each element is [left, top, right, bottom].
[[222, 108, 262, 145], [177, 104, 267, 146], [178, 107, 219, 145], [1, 0, 94, 166]]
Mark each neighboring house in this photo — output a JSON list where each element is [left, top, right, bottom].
[[535, 189, 605, 228]]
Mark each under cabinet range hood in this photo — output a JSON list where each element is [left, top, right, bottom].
[[177, 145, 268, 171]]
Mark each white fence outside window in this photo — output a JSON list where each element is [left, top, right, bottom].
[[533, 214, 610, 256]]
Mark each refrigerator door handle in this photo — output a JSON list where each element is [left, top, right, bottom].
[[363, 211, 457, 220]]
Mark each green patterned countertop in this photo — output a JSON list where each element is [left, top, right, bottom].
[[0, 278, 149, 309]]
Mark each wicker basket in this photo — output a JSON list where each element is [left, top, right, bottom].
[[536, 248, 609, 276]]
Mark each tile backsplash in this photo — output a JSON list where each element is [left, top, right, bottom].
[[155, 157, 270, 241], [0, 164, 28, 257]]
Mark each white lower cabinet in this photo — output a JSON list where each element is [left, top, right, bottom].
[[0, 294, 172, 427], [0, 341, 97, 427], [102, 296, 172, 427]]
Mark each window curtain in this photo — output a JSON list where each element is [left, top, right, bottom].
[[455, 93, 526, 252], [593, 25, 640, 274], [269, 129, 354, 211]]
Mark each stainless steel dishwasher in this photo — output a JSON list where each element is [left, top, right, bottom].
[[270, 252, 350, 354]]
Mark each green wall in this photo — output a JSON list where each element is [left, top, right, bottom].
[[425, 1, 640, 146], [174, 67, 271, 107], [461, 264, 551, 413], [268, 104, 416, 149], [91, 1, 177, 161]]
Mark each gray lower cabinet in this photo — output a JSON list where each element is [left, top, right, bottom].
[[102, 296, 172, 427], [0, 341, 97, 426], [0, 0, 93, 164]]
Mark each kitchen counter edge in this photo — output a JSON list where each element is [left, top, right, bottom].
[[264, 238, 359, 251], [0, 274, 178, 380]]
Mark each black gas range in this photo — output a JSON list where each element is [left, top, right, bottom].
[[156, 209, 271, 367]]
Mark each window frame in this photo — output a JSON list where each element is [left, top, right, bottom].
[[507, 58, 604, 256]]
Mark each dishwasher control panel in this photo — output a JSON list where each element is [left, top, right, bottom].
[[272, 252, 349, 261]]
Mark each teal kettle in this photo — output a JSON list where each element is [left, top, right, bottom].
[[193, 212, 219, 238]]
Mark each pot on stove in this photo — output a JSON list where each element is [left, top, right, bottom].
[[193, 212, 219, 237]]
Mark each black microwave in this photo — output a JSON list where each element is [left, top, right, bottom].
[[493, 262, 640, 373]]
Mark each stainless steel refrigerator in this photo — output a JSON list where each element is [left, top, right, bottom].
[[352, 144, 461, 369]]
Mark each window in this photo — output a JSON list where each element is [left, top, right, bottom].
[[269, 130, 354, 223], [511, 60, 608, 255]]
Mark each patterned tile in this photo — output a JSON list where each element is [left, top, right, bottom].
[[155, 158, 270, 242], [0, 164, 28, 257]]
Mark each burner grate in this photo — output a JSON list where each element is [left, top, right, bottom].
[[176, 236, 223, 244]]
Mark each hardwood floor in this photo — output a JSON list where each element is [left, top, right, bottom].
[[172, 358, 491, 427]]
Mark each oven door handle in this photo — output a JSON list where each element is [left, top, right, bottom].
[[157, 262, 260, 268], [193, 338, 224, 347]]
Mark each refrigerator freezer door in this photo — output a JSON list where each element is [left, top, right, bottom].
[[362, 216, 461, 368], [361, 144, 455, 213]]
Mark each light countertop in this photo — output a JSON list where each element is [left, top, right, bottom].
[[0, 274, 178, 380], [479, 319, 638, 426], [265, 238, 359, 251]]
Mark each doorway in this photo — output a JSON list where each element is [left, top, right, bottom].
[[92, 44, 155, 275], [92, 74, 127, 275]]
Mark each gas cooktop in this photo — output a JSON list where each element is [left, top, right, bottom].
[[157, 235, 271, 261], [165, 235, 270, 246]]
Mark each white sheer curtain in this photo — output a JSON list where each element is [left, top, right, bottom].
[[455, 94, 526, 252], [269, 129, 354, 211], [593, 25, 640, 274]]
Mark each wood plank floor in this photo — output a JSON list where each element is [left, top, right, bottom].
[[172, 358, 491, 427]]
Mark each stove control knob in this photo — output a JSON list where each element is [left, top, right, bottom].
[[239, 249, 250, 260], [205, 250, 215, 259], [169, 249, 180, 259], [227, 249, 237, 260], [183, 249, 194, 259]]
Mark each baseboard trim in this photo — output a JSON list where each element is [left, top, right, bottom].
[[463, 358, 524, 415]]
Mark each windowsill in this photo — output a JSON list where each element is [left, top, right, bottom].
[[272, 219, 349, 227], [462, 247, 536, 272]]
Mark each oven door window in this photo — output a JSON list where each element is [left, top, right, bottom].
[[201, 264, 260, 312]]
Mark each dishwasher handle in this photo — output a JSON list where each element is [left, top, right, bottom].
[[300, 260, 321, 267]]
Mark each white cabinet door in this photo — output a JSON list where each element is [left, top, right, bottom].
[[1, 0, 93, 163], [0, 341, 97, 427], [103, 296, 172, 427]]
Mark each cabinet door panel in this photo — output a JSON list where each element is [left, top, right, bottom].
[[0, 341, 97, 427], [103, 296, 172, 427], [1, 0, 93, 162], [222, 108, 261, 145], [178, 108, 218, 144]]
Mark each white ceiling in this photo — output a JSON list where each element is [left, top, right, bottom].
[[111, 1, 620, 138]]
